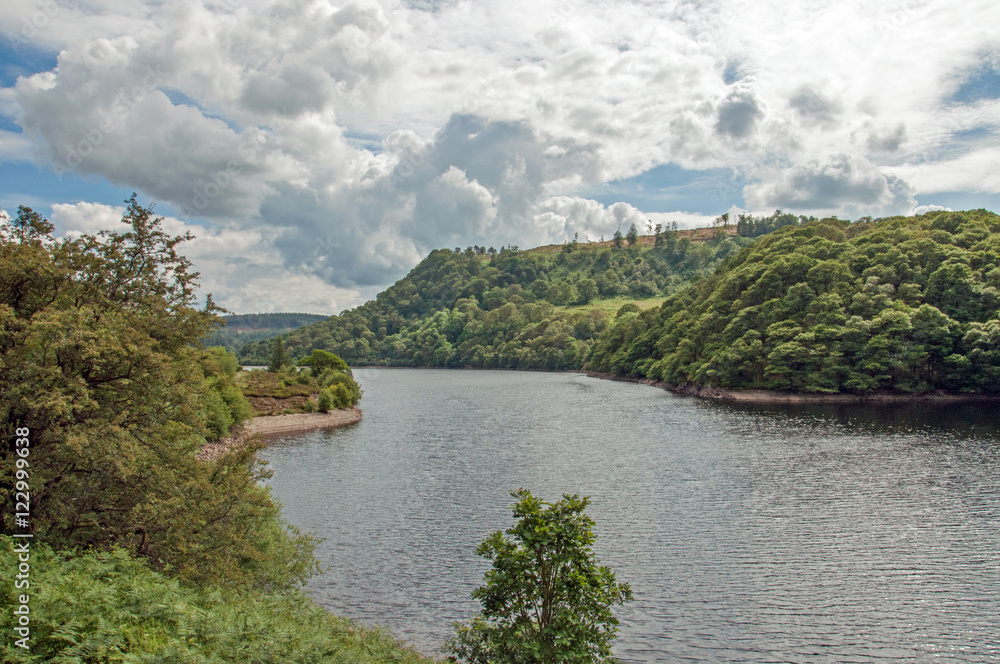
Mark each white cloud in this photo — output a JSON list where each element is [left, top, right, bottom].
[[2, 0, 999, 310], [744, 154, 917, 218], [48, 201, 364, 314], [0, 129, 32, 162], [913, 204, 952, 215], [886, 148, 1000, 195]]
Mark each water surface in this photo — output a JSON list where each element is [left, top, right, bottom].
[[262, 369, 1000, 662]]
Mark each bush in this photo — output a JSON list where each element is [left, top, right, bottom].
[[317, 388, 334, 413], [331, 383, 352, 409]]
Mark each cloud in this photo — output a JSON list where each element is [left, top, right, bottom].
[[15, 44, 280, 219], [788, 85, 840, 127], [913, 204, 952, 215], [0, 129, 32, 162], [715, 86, 764, 139], [745, 154, 917, 217], [268, 114, 591, 288], [2, 0, 999, 311], [886, 148, 1000, 195], [865, 122, 907, 153], [48, 201, 364, 314]]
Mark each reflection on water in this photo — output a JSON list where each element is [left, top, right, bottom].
[[262, 369, 1000, 663]]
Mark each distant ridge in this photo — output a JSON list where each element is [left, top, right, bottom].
[[203, 312, 329, 355]]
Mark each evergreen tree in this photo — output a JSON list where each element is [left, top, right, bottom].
[[268, 337, 289, 372], [612, 228, 623, 249], [625, 223, 639, 247]]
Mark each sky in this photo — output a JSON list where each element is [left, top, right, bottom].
[[1, 0, 999, 314]]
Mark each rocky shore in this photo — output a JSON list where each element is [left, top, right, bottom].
[[585, 372, 1000, 404], [198, 407, 362, 461]]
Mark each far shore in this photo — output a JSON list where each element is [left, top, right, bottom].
[[585, 371, 1000, 404], [198, 407, 362, 461]]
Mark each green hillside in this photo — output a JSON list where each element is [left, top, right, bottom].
[[586, 209, 1000, 394], [240, 228, 750, 369]]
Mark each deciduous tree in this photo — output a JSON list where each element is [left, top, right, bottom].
[[445, 489, 632, 664]]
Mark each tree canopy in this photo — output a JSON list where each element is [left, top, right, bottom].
[[587, 209, 1000, 394], [445, 489, 632, 664], [240, 233, 748, 370], [0, 198, 314, 590]]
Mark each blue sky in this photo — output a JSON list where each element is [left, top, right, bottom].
[[1, 0, 998, 313]]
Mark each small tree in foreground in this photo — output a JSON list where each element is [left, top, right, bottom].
[[445, 489, 633, 664]]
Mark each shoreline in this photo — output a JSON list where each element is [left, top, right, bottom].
[[584, 372, 1000, 404], [198, 407, 362, 461]]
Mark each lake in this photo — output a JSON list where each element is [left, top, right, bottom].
[[262, 368, 1000, 663]]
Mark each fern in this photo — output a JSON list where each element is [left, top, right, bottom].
[[0, 538, 433, 664]]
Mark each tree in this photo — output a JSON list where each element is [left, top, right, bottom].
[[625, 223, 639, 247], [298, 348, 350, 374], [0, 197, 316, 591], [612, 229, 623, 249], [445, 489, 632, 664], [268, 337, 289, 372]]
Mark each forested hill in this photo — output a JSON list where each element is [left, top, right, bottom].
[[587, 209, 1000, 394], [239, 227, 750, 368], [202, 312, 328, 355]]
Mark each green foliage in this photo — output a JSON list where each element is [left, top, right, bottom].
[[317, 387, 334, 413], [268, 337, 290, 372], [241, 356, 359, 413], [586, 209, 1000, 394], [299, 348, 351, 373], [735, 209, 819, 238], [240, 235, 746, 370], [625, 223, 639, 247], [0, 199, 316, 591], [314, 382, 351, 411], [331, 383, 353, 409], [201, 313, 328, 356], [238, 369, 316, 399], [0, 539, 433, 664], [199, 347, 253, 440], [445, 490, 632, 664]]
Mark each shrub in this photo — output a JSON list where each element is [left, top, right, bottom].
[[317, 388, 334, 413]]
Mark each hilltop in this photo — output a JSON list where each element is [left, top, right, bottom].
[[239, 225, 747, 369]]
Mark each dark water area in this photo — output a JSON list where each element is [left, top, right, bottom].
[[262, 369, 1000, 663]]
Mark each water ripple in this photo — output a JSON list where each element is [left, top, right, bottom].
[[263, 369, 1000, 663]]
